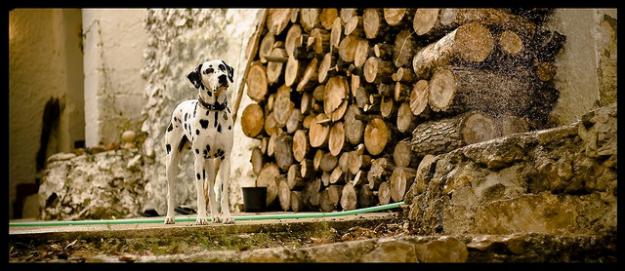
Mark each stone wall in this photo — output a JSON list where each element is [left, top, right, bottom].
[[9, 9, 85, 218], [39, 149, 145, 220], [405, 104, 617, 235], [82, 9, 148, 147], [140, 9, 263, 215]]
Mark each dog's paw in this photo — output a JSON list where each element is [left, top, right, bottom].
[[164, 216, 176, 224], [220, 215, 234, 224], [212, 215, 221, 223], [195, 216, 210, 225]]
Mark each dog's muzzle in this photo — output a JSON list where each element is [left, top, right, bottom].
[[218, 75, 228, 87]]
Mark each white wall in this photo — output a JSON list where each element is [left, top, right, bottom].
[[82, 9, 148, 147], [9, 9, 85, 218]]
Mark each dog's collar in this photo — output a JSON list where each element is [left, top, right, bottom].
[[198, 98, 228, 111]]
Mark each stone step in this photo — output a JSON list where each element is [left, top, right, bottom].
[[89, 232, 619, 263], [405, 104, 617, 235]]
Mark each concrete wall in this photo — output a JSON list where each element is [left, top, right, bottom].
[[9, 9, 85, 218], [82, 9, 148, 147], [547, 9, 617, 125]]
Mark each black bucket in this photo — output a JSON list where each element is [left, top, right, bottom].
[[242, 187, 267, 212]]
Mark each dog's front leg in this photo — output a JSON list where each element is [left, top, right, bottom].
[[194, 156, 210, 225], [218, 157, 234, 224]]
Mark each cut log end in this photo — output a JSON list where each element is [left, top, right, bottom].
[[364, 118, 390, 156], [413, 8, 440, 36]]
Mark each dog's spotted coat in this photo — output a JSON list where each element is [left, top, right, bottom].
[[164, 59, 235, 225]]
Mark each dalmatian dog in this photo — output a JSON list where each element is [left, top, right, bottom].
[[164, 59, 235, 225]]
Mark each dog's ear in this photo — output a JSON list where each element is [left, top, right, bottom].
[[187, 63, 204, 89], [225, 62, 234, 83]]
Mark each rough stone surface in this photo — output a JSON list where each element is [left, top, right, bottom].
[[405, 104, 617, 235], [38, 149, 145, 220], [140, 9, 263, 215], [75, 232, 615, 263]]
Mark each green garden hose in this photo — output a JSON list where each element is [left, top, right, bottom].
[[9, 202, 405, 227]]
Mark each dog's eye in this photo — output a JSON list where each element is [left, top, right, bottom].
[[205, 68, 214, 74], [219, 64, 225, 71]]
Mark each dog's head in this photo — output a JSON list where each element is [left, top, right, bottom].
[[187, 59, 234, 99]]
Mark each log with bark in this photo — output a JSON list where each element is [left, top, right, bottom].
[[427, 65, 534, 115], [411, 111, 499, 157], [412, 22, 495, 79]]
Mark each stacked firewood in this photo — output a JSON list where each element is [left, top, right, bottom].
[[242, 8, 564, 212]]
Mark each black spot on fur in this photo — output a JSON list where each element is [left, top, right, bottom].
[[217, 124, 222, 133], [196, 173, 201, 180], [214, 112, 219, 127], [203, 169, 206, 180], [184, 113, 188, 121], [195, 148, 199, 154], [167, 123, 173, 132], [196, 129, 200, 135], [206, 144, 211, 153], [206, 67, 214, 74], [194, 102, 198, 117], [174, 117, 180, 123], [200, 119, 209, 129], [218, 64, 225, 71], [207, 90, 212, 97], [166, 144, 171, 154], [203, 149, 208, 157], [178, 136, 189, 152], [228, 125, 231, 130]]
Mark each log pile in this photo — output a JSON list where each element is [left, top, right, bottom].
[[243, 8, 564, 212]]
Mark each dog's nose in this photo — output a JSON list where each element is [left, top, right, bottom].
[[218, 75, 228, 85]]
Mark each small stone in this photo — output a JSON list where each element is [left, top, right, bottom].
[[361, 240, 417, 262], [47, 153, 77, 163], [121, 130, 137, 143], [414, 236, 468, 263]]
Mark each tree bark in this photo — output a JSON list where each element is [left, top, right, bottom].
[[412, 22, 495, 78], [411, 111, 499, 157], [428, 65, 534, 115]]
